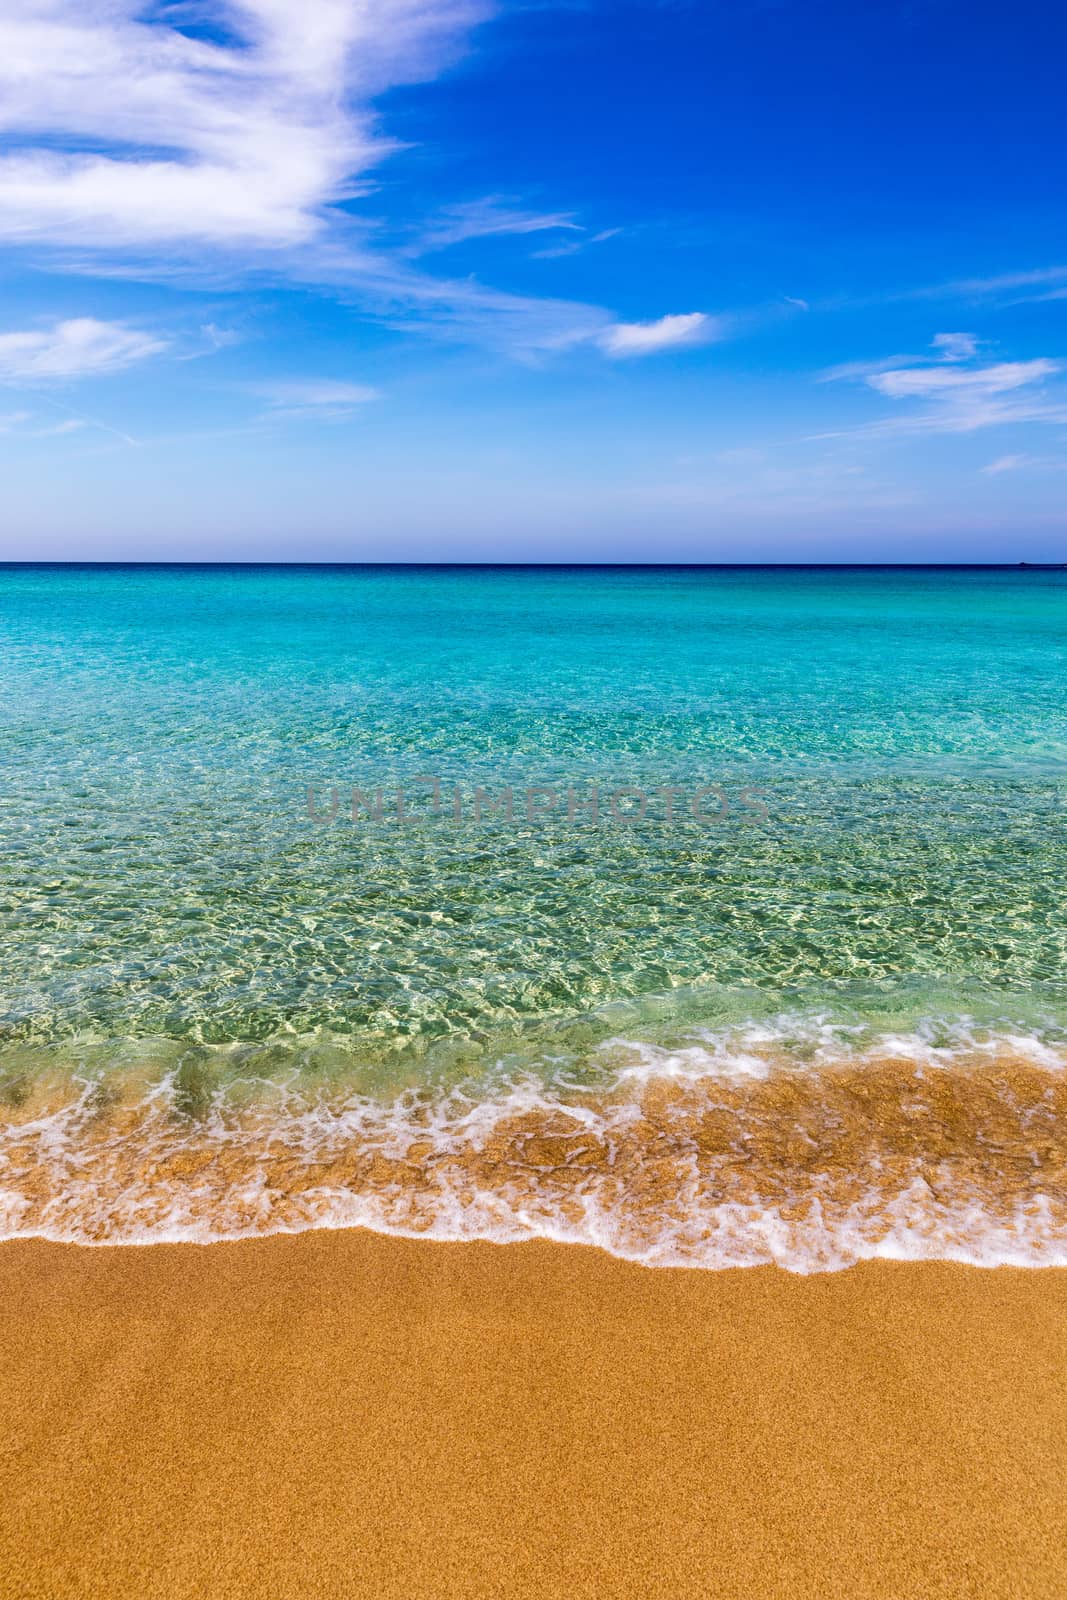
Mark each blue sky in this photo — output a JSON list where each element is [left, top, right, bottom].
[[0, 0, 1065, 560]]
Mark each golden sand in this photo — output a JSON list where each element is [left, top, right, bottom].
[[0, 1234, 1065, 1598]]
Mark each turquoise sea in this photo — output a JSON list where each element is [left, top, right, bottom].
[[1, 565, 1066, 1268]]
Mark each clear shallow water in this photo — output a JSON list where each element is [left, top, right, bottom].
[[1, 565, 1066, 1268]]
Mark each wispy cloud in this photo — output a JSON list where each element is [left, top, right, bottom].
[[415, 197, 582, 253], [867, 359, 1058, 400], [981, 452, 1067, 475], [598, 311, 716, 358], [930, 331, 978, 361], [33, 418, 87, 438], [253, 379, 380, 419], [915, 265, 1067, 301], [820, 332, 980, 383], [810, 266, 1067, 325], [0, 1, 489, 254], [0, 5, 720, 365], [0, 318, 166, 381], [201, 323, 242, 352], [531, 226, 622, 261], [0, 399, 135, 444], [817, 335, 1066, 438]]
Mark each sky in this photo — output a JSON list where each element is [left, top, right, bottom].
[[0, 0, 1065, 562]]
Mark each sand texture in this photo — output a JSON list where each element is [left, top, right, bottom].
[[0, 1233, 1065, 1599]]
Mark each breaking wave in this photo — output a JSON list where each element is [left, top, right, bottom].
[[2, 1019, 1066, 1272]]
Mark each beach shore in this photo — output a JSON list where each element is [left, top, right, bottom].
[[0, 1233, 1064, 1599]]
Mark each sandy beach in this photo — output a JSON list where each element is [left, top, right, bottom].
[[0, 1234, 1064, 1599]]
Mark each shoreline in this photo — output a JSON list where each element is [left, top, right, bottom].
[[2, 1232, 1066, 1598], [5, 1042, 1067, 1269]]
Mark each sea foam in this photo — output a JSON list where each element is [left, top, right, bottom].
[[2, 1023, 1066, 1272]]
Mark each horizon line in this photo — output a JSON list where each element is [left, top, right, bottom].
[[1, 560, 1066, 573]]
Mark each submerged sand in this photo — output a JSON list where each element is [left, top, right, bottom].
[[0, 1233, 1065, 1599], [4, 1049, 1067, 1268]]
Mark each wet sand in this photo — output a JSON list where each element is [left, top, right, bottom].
[[0, 1233, 1064, 1599]]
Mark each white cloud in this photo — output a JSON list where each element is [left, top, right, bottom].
[[931, 331, 978, 361], [818, 335, 1066, 438], [598, 311, 714, 358], [0, 318, 166, 380], [819, 354, 916, 383], [914, 265, 1067, 300], [201, 323, 241, 351], [981, 452, 1066, 475], [34, 418, 87, 437], [0, 4, 636, 362], [416, 197, 581, 253], [259, 380, 379, 405], [0, 7, 736, 366], [531, 226, 621, 261], [0, 1, 489, 252], [254, 378, 380, 417], [0, 404, 131, 442], [822, 333, 984, 385], [867, 359, 1059, 400]]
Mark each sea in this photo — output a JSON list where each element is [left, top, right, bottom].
[[1, 562, 1065, 1270]]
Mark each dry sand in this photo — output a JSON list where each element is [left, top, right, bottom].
[[0, 1232, 1064, 1599]]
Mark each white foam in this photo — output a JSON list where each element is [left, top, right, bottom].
[[2, 1023, 1066, 1272]]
